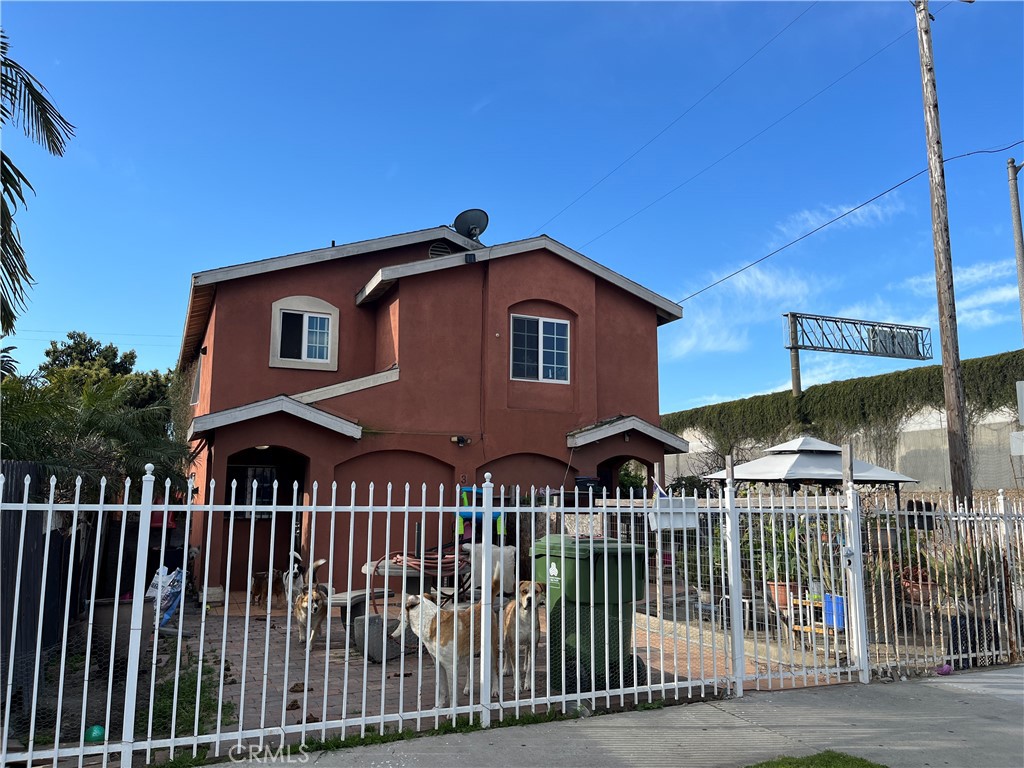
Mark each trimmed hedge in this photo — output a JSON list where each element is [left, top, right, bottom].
[[661, 350, 1023, 455]]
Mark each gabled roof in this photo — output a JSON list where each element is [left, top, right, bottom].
[[567, 415, 690, 454], [704, 437, 916, 485], [766, 437, 843, 454], [356, 235, 684, 327], [178, 226, 479, 367], [188, 395, 362, 441]]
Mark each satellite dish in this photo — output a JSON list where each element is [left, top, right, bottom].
[[453, 209, 489, 242]]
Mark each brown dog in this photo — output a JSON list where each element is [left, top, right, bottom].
[[501, 581, 545, 691], [250, 569, 286, 608], [252, 550, 308, 609]]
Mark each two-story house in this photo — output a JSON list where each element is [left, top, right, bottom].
[[178, 219, 687, 591]]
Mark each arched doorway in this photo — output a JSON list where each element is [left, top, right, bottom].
[[223, 446, 309, 589]]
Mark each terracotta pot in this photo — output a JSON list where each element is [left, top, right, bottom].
[[765, 581, 800, 611]]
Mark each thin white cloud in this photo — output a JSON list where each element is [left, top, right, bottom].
[[900, 273, 934, 297], [955, 260, 1015, 289], [900, 259, 1015, 296], [773, 194, 906, 244], [671, 264, 820, 360], [959, 307, 1016, 329], [957, 285, 1019, 311], [798, 356, 879, 389], [668, 309, 749, 357], [728, 265, 813, 303], [831, 297, 935, 329]]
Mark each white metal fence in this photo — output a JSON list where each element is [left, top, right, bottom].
[[859, 492, 1024, 677], [2, 465, 1021, 766]]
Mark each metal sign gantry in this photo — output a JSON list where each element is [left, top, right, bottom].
[[784, 312, 933, 395]]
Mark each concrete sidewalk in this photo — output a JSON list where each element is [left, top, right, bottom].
[[305, 666, 1024, 768]]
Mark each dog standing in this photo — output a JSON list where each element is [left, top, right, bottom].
[[293, 557, 329, 645], [394, 589, 500, 706], [251, 550, 307, 609], [501, 580, 545, 691], [250, 569, 286, 608]]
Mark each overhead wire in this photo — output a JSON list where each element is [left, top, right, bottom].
[[528, 2, 819, 237], [581, 36, 925, 246], [577, 2, 959, 249], [676, 140, 1024, 306]]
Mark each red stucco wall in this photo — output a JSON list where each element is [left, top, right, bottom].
[[186, 239, 676, 588]]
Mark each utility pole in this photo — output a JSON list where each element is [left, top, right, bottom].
[[913, 0, 973, 503], [1009, 158, 1024, 344], [787, 313, 802, 397]]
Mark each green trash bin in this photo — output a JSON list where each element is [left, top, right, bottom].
[[531, 534, 648, 692]]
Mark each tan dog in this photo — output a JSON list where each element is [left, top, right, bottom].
[[294, 584, 329, 645], [394, 588, 500, 707], [293, 558, 329, 645], [501, 581, 545, 691]]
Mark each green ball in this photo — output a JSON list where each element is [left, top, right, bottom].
[[85, 725, 105, 743]]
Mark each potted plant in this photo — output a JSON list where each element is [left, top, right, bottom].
[[759, 519, 803, 611]]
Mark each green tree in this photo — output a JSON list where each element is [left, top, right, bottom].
[[1, 29, 75, 334], [618, 460, 647, 492], [41, 331, 170, 410], [1, 372, 193, 500], [40, 330, 136, 377], [2, 332, 192, 499]]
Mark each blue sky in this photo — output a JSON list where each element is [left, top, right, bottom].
[[4, 1, 1022, 415]]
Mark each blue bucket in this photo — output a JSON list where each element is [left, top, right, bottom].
[[823, 593, 846, 630]]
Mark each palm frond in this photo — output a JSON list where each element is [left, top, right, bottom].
[[0, 182, 31, 334], [1, 344, 17, 379], [0, 30, 76, 156]]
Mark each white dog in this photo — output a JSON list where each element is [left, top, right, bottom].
[[462, 543, 518, 594], [394, 589, 500, 707]]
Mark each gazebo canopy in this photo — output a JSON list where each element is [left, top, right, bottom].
[[703, 438, 917, 485]]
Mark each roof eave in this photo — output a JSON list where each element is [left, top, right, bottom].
[[187, 395, 362, 441], [355, 235, 684, 323], [567, 415, 690, 454], [179, 227, 479, 367]]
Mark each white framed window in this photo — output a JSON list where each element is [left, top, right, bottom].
[[270, 296, 339, 371], [510, 314, 569, 383]]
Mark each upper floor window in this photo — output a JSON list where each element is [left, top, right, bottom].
[[511, 314, 569, 383], [270, 296, 339, 371], [281, 310, 329, 361]]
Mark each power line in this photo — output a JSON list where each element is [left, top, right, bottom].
[[16, 329, 179, 339], [528, 2, 819, 237], [580, 25, 924, 249], [676, 140, 1024, 305]]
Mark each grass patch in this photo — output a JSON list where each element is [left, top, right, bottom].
[[148, 701, 645, 765], [636, 700, 665, 711], [140, 646, 233, 740], [298, 708, 577, 755], [747, 751, 889, 768], [157, 747, 209, 768]]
